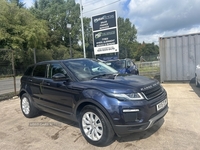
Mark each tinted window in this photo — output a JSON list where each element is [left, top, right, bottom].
[[127, 60, 134, 67], [64, 59, 117, 81], [106, 60, 126, 70], [24, 66, 34, 76], [48, 63, 68, 78], [33, 64, 46, 78]]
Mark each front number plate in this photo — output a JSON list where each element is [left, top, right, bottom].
[[157, 99, 168, 111]]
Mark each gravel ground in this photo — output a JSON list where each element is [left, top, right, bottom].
[[0, 83, 200, 150]]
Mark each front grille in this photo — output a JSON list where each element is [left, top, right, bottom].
[[142, 85, 164, 100]]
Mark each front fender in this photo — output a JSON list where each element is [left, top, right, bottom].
[[75, 89, 122, 125]]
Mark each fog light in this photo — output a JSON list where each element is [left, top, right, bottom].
[[123, 109, 139, 112]]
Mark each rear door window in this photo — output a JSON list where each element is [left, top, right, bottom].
[[24, 66, 34, 76], [33, 64, 47, 78]]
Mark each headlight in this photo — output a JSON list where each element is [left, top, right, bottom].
[[107, 93, 144, 101]]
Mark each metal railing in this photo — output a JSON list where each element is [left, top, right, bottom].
[[0, 56, 161, 100], [135, 61, 160, 80], [0, 49, 17, 99]]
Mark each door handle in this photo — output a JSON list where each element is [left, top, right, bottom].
[[44, 82, 50, 86]]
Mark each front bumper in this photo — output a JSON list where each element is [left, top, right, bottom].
[[113, 106, 168, 136]]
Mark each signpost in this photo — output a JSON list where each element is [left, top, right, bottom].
[[92, 11, 119, 56]]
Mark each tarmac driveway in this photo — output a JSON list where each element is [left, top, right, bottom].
[[0, 83, 200, 150]]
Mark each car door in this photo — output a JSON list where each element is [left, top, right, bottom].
[[127, 59, 137, 74], [40, 62, 76, 118], [30, 64, 47, 103], [126, 60, 133, 73]]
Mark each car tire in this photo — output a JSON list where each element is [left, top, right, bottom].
[[79, 105, 115, 146], [20, 93, 40, 118], [195, 75, 200, 87]]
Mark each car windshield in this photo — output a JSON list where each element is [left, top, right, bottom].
[[63, 59, 118, 81], [105, 60, 126, 70]]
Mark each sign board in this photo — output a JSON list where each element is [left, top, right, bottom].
[[92, 11, 116, 31], [92, 11, 119, 55], [93, 28, 118, 54]]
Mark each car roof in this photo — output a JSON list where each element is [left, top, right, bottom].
[[34, 58, 91, 65], [106, 58, 130, 62]]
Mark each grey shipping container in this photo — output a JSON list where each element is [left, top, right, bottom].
[[159, 33, 200, 82]]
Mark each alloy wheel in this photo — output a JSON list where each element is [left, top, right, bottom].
[[82, 112, 103, 141], [22, 97, 30, 115]]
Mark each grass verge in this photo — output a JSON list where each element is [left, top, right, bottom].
[[0, 92, 19, 102]]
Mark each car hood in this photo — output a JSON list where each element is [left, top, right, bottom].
[[71, 75, 159, 94]]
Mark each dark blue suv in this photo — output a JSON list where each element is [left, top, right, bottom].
[[20, 58, 168, 146], [105, 58, 139, 75]]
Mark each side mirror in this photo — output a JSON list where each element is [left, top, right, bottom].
[[52, 73, 69, 81]]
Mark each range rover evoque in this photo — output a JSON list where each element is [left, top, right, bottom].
[[19, 58, 168, 146]]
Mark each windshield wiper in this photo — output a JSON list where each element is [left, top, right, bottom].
[[113, 73, 118, 79], [91, 74, 116, 80]]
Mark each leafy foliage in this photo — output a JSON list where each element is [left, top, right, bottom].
[[0, 0, 49, 70], [0, 0, 159, 74], [117, 17, 158, 60], [8, 0, 26, 8], [30, 0, 84, 59]]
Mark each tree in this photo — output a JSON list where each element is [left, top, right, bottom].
[[0, 0, 48, 69], [30, 0, 87, 59], [8, 0, 26, 8], [0, 0, 48, 49], [130, 42, 159, 61], [117, 17, 137, 58], [117, 17, 159, 60]]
